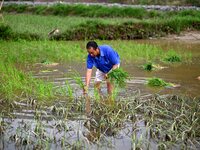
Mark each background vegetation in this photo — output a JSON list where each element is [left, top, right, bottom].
[[1, 6, 200, 40], [4, 0, 200, 6]]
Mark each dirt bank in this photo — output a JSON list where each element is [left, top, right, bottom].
[[162, 31, 200, 42]]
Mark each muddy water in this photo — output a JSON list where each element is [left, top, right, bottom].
[[132, 39, 200, 97]]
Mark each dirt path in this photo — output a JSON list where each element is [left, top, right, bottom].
[[162, 31, 200, 42]]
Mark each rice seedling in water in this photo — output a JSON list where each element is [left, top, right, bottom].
[[64, 82, 73, 101], [147, 77, 172, 87], [163, 49, 181, 63], [41, 59, 53, 65], [142, 62, 154, 71]]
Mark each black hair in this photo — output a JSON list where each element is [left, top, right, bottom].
[[86, 41, 98, 50]]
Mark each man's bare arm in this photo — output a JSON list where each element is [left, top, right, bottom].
[[84, 69, 92, 94], [112, 64, 120, 70], [85, 69, 92, 87]]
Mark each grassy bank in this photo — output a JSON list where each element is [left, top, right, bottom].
[[2, 4, 200, 18], [2, 14, 138, 39], [1, 4, 200, 40], [53, 16, 200, 40], [1, 13, 200, 40]]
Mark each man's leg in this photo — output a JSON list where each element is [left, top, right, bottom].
[[94, 81, 101, 94], [106, 80, 113, 95], [94, 69, 104, 95]]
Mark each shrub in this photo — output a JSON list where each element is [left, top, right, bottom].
[[0, 24, 13, 40]]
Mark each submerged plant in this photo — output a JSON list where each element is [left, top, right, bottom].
[[147, 77, 172, 87], [108, 68, 129, 88]]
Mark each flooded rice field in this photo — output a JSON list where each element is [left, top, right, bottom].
[[0, 39, 200, 150]]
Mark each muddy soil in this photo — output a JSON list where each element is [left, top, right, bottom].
[[162, 31, 200, 42]]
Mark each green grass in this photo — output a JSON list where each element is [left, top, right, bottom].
[[0, 40, 192, 64], [2, 14, 138, 39], [0, 62, 56, 101], [1, 13, 200, 40], [164, 49, 182, 62], [142, 62, 154, 71], [2, 4, 200, 18]]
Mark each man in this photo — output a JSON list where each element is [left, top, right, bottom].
[[83, 41, 120, 96]]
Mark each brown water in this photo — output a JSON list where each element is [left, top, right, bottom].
[[1, 39, 200, 150]]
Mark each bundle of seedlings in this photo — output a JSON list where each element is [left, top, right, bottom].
[[108, 68, 129, 88], [143, 62, 154, 71], [147, 77, 172, 87]]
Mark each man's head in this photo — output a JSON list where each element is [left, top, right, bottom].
[[86, 41, 99, 57]]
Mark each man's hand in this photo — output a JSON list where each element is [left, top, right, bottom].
[[105, 73, 108, 79], [83, 85, 88, 95]]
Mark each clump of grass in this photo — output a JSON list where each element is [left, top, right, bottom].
[[0, 23, 13, 40], [41, 59, 53, 65], [108, 68, 129, 88], [164, 50, 181, 62], [0, 62, 58, 101], [147, 77, 172, 87], [142, 62, 154, 71]]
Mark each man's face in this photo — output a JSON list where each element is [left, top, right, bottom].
[[87, 47, 98, 57]]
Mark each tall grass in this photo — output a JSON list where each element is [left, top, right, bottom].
[[1, 40, 193, 66], [2, 14, 138, 39], [1, 13, 200, 40], [0, 62, 55, 101], [0, 40, 192, 64]]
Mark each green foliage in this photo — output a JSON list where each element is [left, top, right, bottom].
[[0, 23, 13, 40], [71, 71, 84, 89], [2, 4, 147, 18], [41, 59, 52, 65], [147, 77, 171, 87], [108, 68, 129, 88], [164, 50, 181, 63], [0, 40, 192, 65], [185, 0, 200, 6], [143, 62, 154, 71], [3, 4, 200, 19], [2, 11, 200, 41], [0, 62, 55, 101]]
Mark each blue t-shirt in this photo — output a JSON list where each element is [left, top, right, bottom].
[[87, 45, 120, 73]]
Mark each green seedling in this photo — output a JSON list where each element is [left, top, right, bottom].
[[164, 50, 181, 63], [147, 77, 172, 87], [108, 68, 129, 88], [41, 59, 52, 65], [143, 62, 154, 71]]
